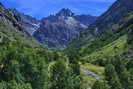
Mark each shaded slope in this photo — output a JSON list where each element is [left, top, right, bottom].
[[70, 0, 133, 48]]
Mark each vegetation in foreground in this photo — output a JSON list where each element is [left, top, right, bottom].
[[1, 1, 133, 89]]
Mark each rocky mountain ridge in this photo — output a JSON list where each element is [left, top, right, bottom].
[[9, 9, 40, 35], [0, 2, 41, 47], [6, 8, 97, 48], [33, 8, 97, 48]]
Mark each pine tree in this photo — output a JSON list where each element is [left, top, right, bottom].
[[49, 59, 67, 89], [128, 25, 133, 44], [114, 57, 132, 89], [128, 69, 133, 89], [105, 64, 122, 89], [114, 56, 126, 74], [92, 80, 110, 89]]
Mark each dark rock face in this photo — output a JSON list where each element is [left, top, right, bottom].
[[33, 8, 97, 48], [89, 0, 133, 34], [9, 9, 40, 35], [56, 8, 75, 17], [0, 3, 28, 34], [34, 17, 86, 48], [74, 15, 97, 26]]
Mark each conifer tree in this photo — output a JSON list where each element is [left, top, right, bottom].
[[49, 59, 67, 89], [92, 80, 110, 89], [105, 64, 122, 89]]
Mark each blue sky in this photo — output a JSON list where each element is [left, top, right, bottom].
[[1, 0, 116, 19]]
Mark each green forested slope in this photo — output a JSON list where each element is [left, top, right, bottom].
[[0, 3, 83, 89], [0, 16, 82, 89], [81, 35, 128, 63], [66, 13, 133, 89]]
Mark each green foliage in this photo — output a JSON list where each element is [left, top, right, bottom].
[[101, 56, 133, 89], [0, 81, 33, 89], [49, 59, 81, 89], [49, 59, 67, 89], [82, 35, 128, 63], [1, 3, 133, 89], [0, 41, 50, 89], [105, 64, 122, 89], [80, 63, 105, 76], [0, 17, 83, 89], [92, 80, 110, 89], [80, 63, 105, 88], [127, 25, 133, 44], [0, 37, 83, 89]]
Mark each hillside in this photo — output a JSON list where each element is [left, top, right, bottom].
[[90, 0, 133, 33], [0, 3, 83, 89], [70, 0, 133, 48], [10, 9, 40, 35], [81, 35, 128, 63], [0, 3, 41, 48], [67, 12, 133, 89]]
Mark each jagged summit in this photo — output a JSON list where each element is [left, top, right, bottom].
[[33, 8, 97, 48], [56, 8, 75, 17]]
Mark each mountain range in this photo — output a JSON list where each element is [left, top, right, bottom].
[[11, 0, 133, 49], [1, 0, 133, 50], [10, 8, 97, 48]]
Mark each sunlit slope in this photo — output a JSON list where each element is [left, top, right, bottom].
[[80, 63, 105, 88], [81, 35, 128, 62]]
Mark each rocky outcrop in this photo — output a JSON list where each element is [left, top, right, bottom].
[[0, 3, 28, 34], [9, 9, 40, 35], [0, 3, 41, 47], [33, 8, 97, 48]]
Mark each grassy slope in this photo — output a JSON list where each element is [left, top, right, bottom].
[[71, 12, 133, 89], [80, 63, 105, 88], [0, 20, 42, 48], [81, 63, 105, 75], [0, 3, 43, 48], [81, 35, 128, 62], [79, 34, 128, 88]]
